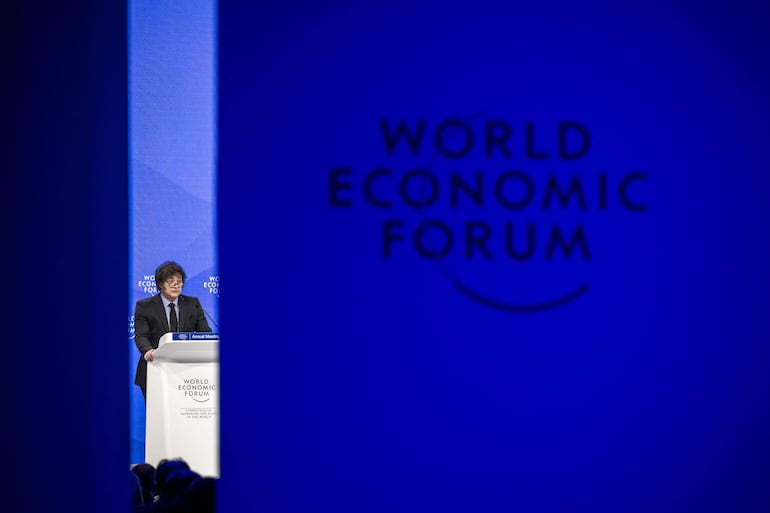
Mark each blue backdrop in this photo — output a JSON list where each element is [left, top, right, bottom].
[[219, 2, 770, 512], [10, 2, 770, 512], [129, 0, 219, 464]]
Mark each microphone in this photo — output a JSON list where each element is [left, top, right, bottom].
[[197, 302, 221, 332]]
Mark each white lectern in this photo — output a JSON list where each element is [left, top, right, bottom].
[[146, 332, 220, 477]]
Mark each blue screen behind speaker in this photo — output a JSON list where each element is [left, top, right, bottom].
[[218, 2, 770, 512], [128, 0, 219, 464]]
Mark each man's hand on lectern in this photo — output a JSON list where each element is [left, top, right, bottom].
[[144, 349, 155, 362]]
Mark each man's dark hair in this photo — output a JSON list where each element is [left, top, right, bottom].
[[155, 458, 191, 497], [160, 469, 200, 508], [150, 467, 200, 513], [185, 477, 216, 513], [155, 261, 187, 286], [131, 462, 157, 505]]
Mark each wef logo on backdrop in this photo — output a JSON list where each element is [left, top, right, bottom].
[[328, 117, 647, 312], [137, 275, 158, 295], [203, 275, 220, 296], [129, 274, 220, 337]]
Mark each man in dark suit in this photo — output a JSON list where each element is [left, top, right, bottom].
[[134, 261, 211, 398]]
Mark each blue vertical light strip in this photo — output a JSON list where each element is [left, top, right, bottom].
[[129, 0, 219, 465]]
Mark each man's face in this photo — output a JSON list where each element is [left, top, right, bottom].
[[159, 273, 184, 301]]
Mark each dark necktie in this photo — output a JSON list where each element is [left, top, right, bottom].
[[169, 303, 178, 332]]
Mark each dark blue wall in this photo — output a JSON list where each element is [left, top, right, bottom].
[[2, 3, 129, 512], [219, 2, 770, 512], [6, 2, 770, 512]]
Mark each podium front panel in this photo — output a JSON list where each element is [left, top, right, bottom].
[[146, 354, 219, 476]]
